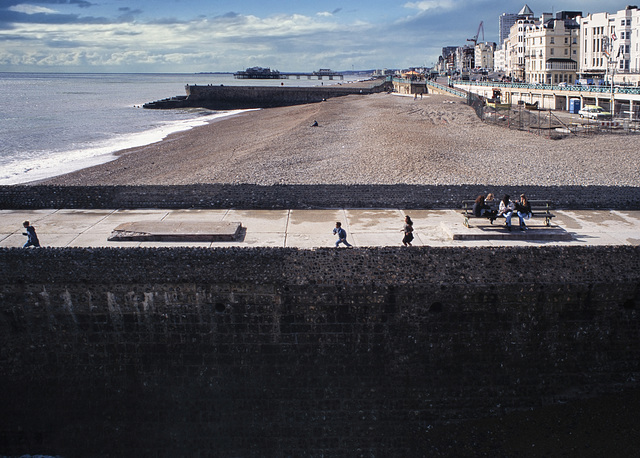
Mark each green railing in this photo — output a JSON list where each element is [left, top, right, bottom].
[[454, 80, 640, 95], [425, 80, 467, 98]]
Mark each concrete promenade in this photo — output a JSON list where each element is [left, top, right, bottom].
[[2, 208, 639, 248]]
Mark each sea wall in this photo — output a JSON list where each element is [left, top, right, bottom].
[[3, 184, 640, 209], [144, 81, 392, 110], [1, 245, 639, 456]]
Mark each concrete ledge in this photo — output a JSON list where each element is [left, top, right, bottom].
[[441, 221, 573, 241], [108, 221, 242, 242]]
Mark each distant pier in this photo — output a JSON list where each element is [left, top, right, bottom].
[[234, 67, 344, 81]]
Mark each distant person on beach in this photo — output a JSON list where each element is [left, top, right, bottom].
[[498, 195, 516, 231], [333, 222, 352, 247], [22, 221, 40, 247], [473, 194, 497, 223], [401, 215, 414, 246], [311, 120, 318, 127], [515, 193, 532, 231]]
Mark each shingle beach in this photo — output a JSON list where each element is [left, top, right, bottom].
[[38, 92, 640, 187]]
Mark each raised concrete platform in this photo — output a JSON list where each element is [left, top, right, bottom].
[[441, 221, 573, 241], [108, 221, 242, 242]]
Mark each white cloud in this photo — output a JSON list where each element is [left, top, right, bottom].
[[8, 4, 58, 15], [403, 1, 456, 12]]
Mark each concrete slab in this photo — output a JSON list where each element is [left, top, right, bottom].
[[160, 209, 229, 222], [0, 209, 58, 232], [288, 209, 347, 235], [441, 221, 573, 241], [344, 209, 404, 232], [108, 221, 242, 242], [223, 210, 289, 233]]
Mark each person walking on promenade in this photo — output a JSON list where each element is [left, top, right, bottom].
[[333, 222, 352, 247], [401, 215, 414, 246], [498, 195, 516, 231], [22, 221, 40, 247], [515, 193, 532, 231], [472, 194, 497, 223]]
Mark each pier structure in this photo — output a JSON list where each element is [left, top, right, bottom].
[[234, 67, 344, 81]]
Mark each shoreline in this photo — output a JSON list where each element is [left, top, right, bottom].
[[33, 92, 640, 188], [2, 109, 256, 186]]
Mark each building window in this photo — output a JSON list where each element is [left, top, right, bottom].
[[551, 48, 554, 55], [550, 37, 555, 44], [565, 37, 568, 44]]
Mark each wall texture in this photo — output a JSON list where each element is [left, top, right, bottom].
[[1, 245, 639, 456], [3, 184, 640, 210]]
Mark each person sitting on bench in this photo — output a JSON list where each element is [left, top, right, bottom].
[[473, 194, 497, 223], [498, 195, 516, 231]]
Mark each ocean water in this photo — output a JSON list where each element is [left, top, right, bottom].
[[0, 72, 360, 184]]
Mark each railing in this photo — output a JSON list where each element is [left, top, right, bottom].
[[454, 80, 640, 94], [425, 80, 467, 98]]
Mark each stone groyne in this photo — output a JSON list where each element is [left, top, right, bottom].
[[3, 184, 640, 209], [1, 245, 639, 456], [143, 79, 392, 110]]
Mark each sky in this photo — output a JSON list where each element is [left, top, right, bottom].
[[0, 0, 632, 73]]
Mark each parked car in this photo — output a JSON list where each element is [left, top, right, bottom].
[[578, 105, 612, 119]]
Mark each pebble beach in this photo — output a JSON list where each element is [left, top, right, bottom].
[[38, 92, 640, 188]]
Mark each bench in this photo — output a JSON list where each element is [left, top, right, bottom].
[[461, 200, 555, 228]]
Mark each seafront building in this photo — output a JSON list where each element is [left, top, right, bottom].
[[475, 42, 496, 70], [439, 4, 640, 86], [505, 6, 536, 81], [524, 11, 581, 85], [578, 5, 640, 85]]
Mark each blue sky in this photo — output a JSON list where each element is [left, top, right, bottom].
[[0, 1, 630, 72]]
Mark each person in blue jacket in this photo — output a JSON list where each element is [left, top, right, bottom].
[[22, 221, 40, 247], [333, 221, 352, 247]]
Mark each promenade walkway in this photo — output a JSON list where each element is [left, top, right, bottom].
[[1, 208, 638, 248]]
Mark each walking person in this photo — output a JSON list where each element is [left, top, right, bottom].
[[515, 193, 532, 231], [498, 195, 516, 231], [333, 222, 352, 247], [401, 215, 414, 246], [22, 221, 40, 247]]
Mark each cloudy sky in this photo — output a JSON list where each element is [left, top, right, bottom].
[[0, 1, 630, 73]]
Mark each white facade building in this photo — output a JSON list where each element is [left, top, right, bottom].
[[475, 42, 496, 70], [578, 5, 640, 84], [525, 14, 580, 84]]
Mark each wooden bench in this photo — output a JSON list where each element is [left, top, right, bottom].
[[461, 200, 555, 228]]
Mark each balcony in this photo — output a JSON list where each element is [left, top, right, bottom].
[[545, 59, 577, 71]]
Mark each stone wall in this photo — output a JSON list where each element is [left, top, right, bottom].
[[145, 81, 393, 110], [1, 245, 639, 456], [3, 184, 640, 209]]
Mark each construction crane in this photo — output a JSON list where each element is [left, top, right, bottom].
[[467, 21, 484, 46]]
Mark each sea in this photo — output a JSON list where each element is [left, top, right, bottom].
[[0, 72, 363, 185]]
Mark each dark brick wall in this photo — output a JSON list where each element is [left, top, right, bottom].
[[1, 246, 639, 456], [3, 184, 640, 209]]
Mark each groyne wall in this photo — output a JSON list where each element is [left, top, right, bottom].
[[1, 245, 639, 456], [3, 184, 640, 209], [144, 80, 392, 110]]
